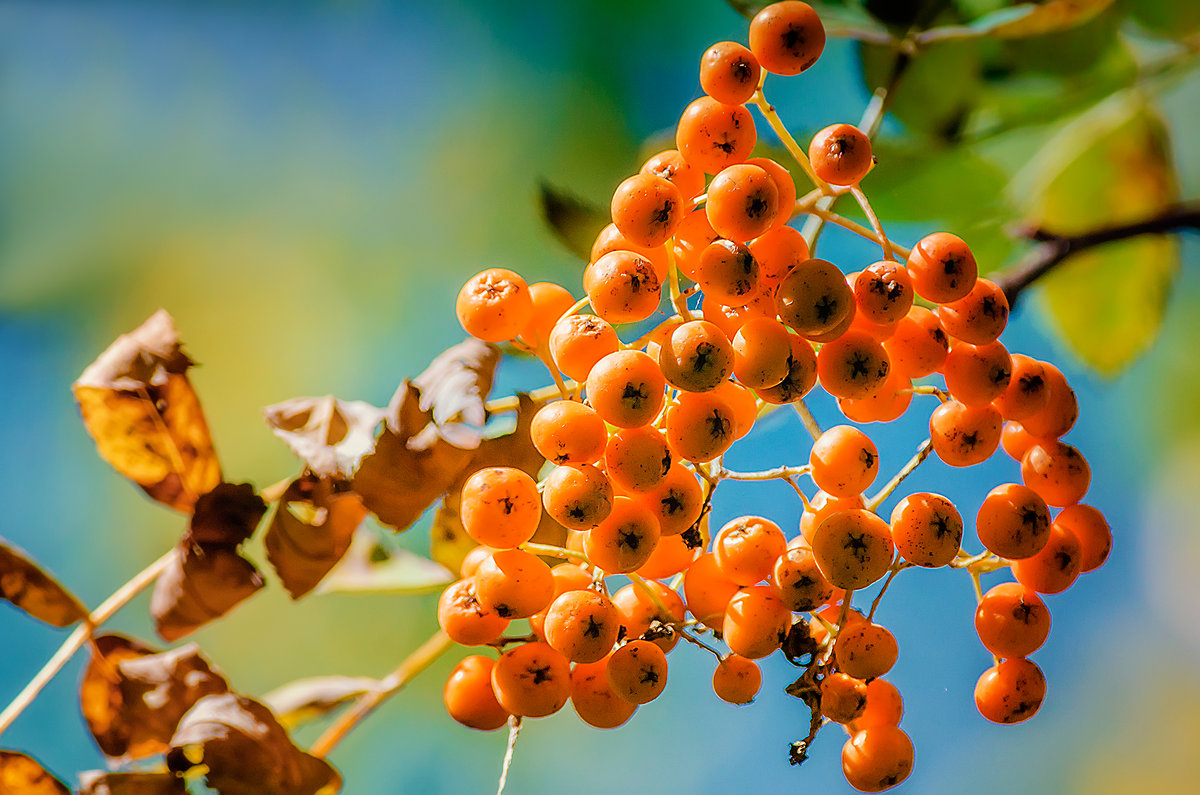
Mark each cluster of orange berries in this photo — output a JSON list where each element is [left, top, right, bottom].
[[443, 2, 1111, 791]]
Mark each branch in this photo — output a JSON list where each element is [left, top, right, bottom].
[[995, 203, 1200, 306]]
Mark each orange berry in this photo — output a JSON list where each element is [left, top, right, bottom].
[[518, 281, 576, 352], [942, 340, 1012, 407], [636, 531, 700, 579], [749, 224, 809, 292], [1021, 362, 1078, 439], [809, 124, 873, 186], [491, 641, 572, 718], [640, 463, 705, 536], [665, 390, 737, 463], [723, 585, 791, 659], [838, 370, 912, 424], [713, 379, 761, 438], [543, 589, 621, 664], [775, 258, 853, 338], [570, 657, 637, 729], [821, 672, 869, 723], [749, 1, 826, 75], [584, 496, 661, 574], [456, 268, 533, 342], [530, 563, 597, 641], [753, 333, 818, 405], [929, 400, 1001, 467], [590, 223, 668, 284], [706, 164, 779, 242], [607, 640, 668, 704], [542, 463, 613, 531], [817, 330, 892, 400], [640, 149, 705, 204], [610, 173, 683, 248], [549, 314, 619, 382], [460, 545, 495, 579], [974, 658, 1045, 724], [937, 277, 1009, 344], [695, 238, 760, 305], [684, 552, 741, 629], [531, 400, 607, 465], [1012, 522, 1083, 594], [835, 622, 899, 680], [700, 41, 761, 105], [976, 483, 1051, 560], [444, 655, 510, 731], [772, 545, 835, 611], [974, 582, 1050, 659], [585, 350, 666, 429], [611, 580, 686, 640], [712, 654, 762, 705], [853, 261, 914, 325], [1052, 504, 1111, 572], [883, 306, 949, 378], [841, 727, 914, 792], [1021, 441, 1090, 507], [713, 515, 788, 586], [993, 354, 1049, 421], [676, 96, 757, 176], [604, 426, 673, 494], [475, 549, 556, 620], [584, 250, 662, 324], [460, 467, 542, 549], [673, 205, 721, 280], [848, 678, 904, 733], [657, 319, 735, 393], [811, 509, 894, 590], [732, 317, 793, 388], [810, 425, 879, 498], [1001, 421, 1041, 462], [906, 232, 977, 304], [438, 579, 510, 646], [799, 491, 865, 545], [889, 492, 963, 568]]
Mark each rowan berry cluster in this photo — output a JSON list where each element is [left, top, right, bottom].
[[445, 2, 1110, 791]]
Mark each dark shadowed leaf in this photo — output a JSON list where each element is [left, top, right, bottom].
[[78, 771, 186, 795], [538, 181, 608, 261], [187, 483, 267, 547], [0, 750, 69, 794], [73, 310, 221, 513], [264, 477, 368, 599], [167, 694, 341, 795], [316, 529, 452, 595], [0, 538, 87, 627], [150, 547, 265, 642], [81, 634, 230, 760], [261, 675, 380, 731], [959, 0, 1114, 37], [263, 397, 383, 480]]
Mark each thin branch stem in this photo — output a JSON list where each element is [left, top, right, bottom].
[[0, 549, 175, 739], [793, 401, 822, 441], [867, 559, 910, 622], [850, 186, 895, 262], [520, 542, 596, 570], [677, 628, 725, 662], [667, 245, 692, 320], [310, 629, 455, 758], [485, 380, 578, 414], [496, 716, 522, 795], [908, 384, 949, 402], [800, 204, 911, 259], [713, 463, 811, 482], [751, 81, 836, 197], [866, 439, 933, 512]]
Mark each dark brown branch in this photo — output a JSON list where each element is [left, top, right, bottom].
[[994, 203, 1200, 307]]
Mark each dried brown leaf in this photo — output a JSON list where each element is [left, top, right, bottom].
[[263, 397, 383, 480], [0, 538, 87, 627], [167, 694, 341, 795], [81, 634, 230, 760], [77, 771, 186, 795], [264, 477, 367, 599], [0, 750, 69, 794], [188, 483, 267, 547], [411, 338, 499, 448], [150, 547, 264, 642], [73, 310, 221, 513], [261, 675, 380, 730]]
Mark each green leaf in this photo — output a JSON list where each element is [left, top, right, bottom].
[[316, 528, 453, 596], [921, 0, 1115, 41], [860, 38, 983, 140], [1123, 0, 1200, 39], [1019, 93, 1178, 375], [537, 182, 608, 261]]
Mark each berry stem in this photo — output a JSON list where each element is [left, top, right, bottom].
[[850, 185, 895, 262], [0, 549, 175, 740], [666, 244, 693, 320], [485, 381, 579, 414], [536, 351, 571, 401], [793, 401, 822, 441], [908, 384, 950, 402], [800, 204, 912, 259], [713, 463, 811, 482], [751, 80, 836, 198], [677, 627, 726, 662], [866, 557, 911, 622], [520, 541, 597, 571], [865, 438, 933, 512], [310, 629, 455, 759], [496, 716, 523, 795]]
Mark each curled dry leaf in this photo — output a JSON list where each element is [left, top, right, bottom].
[[150, 547, 265, 642], [0, 750, 69, 794], [263, 396, 383, 480], [81, 634, 230, 761], [0, 537, 87, 627], [78, 771, 185, 795], [411, 338, 499, 449], [73, 310, 221, 513], [188, 482, 267, 547], [261, 675, 380, 731], [264, 477, 368, 599], [167, 693, 341, 795]]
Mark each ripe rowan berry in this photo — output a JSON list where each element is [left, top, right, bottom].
[[700, 291, 774, 338], [444, 655, 510, 731], [732, 317, 793, 389], [889, 492, 963, 568], [607, 640, 669, 704], [974, 658, 1046, 724], [811, 509, 894, 590], [809, 124, 873, 186], [942, 340, 1012, 407], [753, 333, 818, 405], [683, 552, 741, 629], [591, 223, 669, 284], [460, 545, 495, 579], [700, 41, 761, 105], [584, 496, 661, 574], [937, 277, 1009, 344], [712, 379, 760, 438], [799, 490, 865, 545], [457, 268, 534, 342], [640, 149, 705, 204], [604, 426, 672, 494], [695, 238, 760, 305], [713, 515, 788, 586], [838, 370, 912, 424], [1001, 421, 1041, 463], [929, 400, 1002, 467], [636, 531, 700, 579], [706, 164, 779, 242], [771, 545, 835, 611], [544, 589, 621, 664], [976, 483, 1051, 560], [723, 585, 792, 659], [676, 96, 757, 176], [475, 549, 556, 620], [747, 156, 797, 232], [848, 678, 904, 733], [531, 400, 607, 466], [1020, 362, 1078, 439], [749, 1, 826, 75], [821, 672, 868, 723], [1052, 503, 1111, 572], [542, 463, 614, 531], [883, 306, 949, 379], [775, 258, 853, 338], [712, 654, 762, 705], [610, 173, 683, 249], [841, 726, 914, 792], [993, 354, 1049, 421], [519, 282, 576, 352], [810, 425, 880, 498], [640, 463, 704, 536], [585, 350, 666, 429], [460, 467, 542, 549], [906, 232, 977, 304], [817, 330, 891, 401], [549, 314, 619, 382], [974, 582, 1050, 659], [491, 642, 572, 718], [673, 205, 721, 279], [612, 580, 686, 640], [665, 390, 738, 463], [570, 657, 638, 729], [1012, 521, 1083, 594], [438, 579, 510, 646], [835, 622, 899, 680], [584, 250, 662, 324], [1021, 441, 1090, 507], [748, 224, 809, 292], [530, 563, 597, 641], [657, 319, 735, 393], [853, 261, 914, 325]]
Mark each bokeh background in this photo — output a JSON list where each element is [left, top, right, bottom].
[[3, 0, 1200, 792]]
